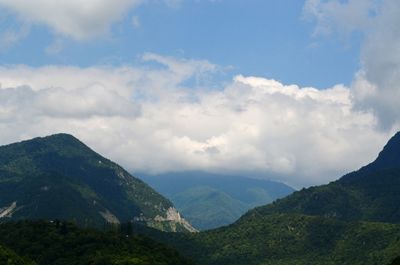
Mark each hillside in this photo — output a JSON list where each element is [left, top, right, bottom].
[[0, 220, 193, 265], [153, 213, 400, 265], [243, 132, 400, 223], [0, 134, 195, 232], [141, 172, 294, 230]]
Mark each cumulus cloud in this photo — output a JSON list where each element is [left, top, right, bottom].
[[0, 0, 143, 40], [0, 0, 198, 41], [304, 0, 400, 129], [0, 54, 395, 187]]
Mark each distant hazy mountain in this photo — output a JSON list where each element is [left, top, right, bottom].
[[0, 134, 195, 232], [140, 172, 295, 230]]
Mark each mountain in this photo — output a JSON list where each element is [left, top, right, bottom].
[[135, 131, 400, 264], [243, 131, 400, 223], [140, 172, 294, 230], [0, 220, 194, 265], [170, 186, 248, 230], [0, 134, 195, 232]]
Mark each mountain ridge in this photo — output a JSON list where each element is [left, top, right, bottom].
[[0, 133, 196, 232], [340, 131, 400, 183]]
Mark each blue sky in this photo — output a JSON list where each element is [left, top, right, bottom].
[[0, 0, 399, 187], [0, 0, 361, 88]]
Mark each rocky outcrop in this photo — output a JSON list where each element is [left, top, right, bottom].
[[153, 207, 198, 233], [0, 202, 17, 218]]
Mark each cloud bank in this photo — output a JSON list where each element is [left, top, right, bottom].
[[0, 54, 395, 187], [0, 1, 399, 188]]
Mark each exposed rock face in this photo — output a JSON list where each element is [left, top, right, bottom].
[[99, 209, 120, 224], [153, 207, 198, 233], [0, 202, 17, 218]]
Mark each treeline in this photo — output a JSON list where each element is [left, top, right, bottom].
[[0, 220, 194, 265]]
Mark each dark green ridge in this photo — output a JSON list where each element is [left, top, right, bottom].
[[0, 134, 193, 231], [241, 131, 400, 224], [341, 131, 400, 183]]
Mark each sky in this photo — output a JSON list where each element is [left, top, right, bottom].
[[0, 0, 399, 188]]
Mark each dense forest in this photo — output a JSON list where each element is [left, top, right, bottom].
[[0, 220, 193, 265]]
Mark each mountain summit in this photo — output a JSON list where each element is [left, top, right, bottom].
[[340, 131, 400, 183], [371, 131, 400, 169], [0, 134, 196, 232]]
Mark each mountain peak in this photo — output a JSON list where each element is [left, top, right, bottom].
[[43, 133, 78, 140], [33, 133, 84, 146], [375, 131, 400, 163], [338, 131, 400, 184], [0, 134, 196, 232]]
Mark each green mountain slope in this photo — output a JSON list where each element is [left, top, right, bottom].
[[244, 132, 400, 223], [158, 214, 400, 265], [0, 220, 193, 265], [0, 134, 195, 232], [171, 186, 248, 230], [141, 172, 294, 230]]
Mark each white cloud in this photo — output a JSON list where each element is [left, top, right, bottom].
[[0, 54, 395, 187], [303, 0, 377, 36], [0, 0, 195, 41], [0, 0, 144, 40], [304, 0, 400, 129]]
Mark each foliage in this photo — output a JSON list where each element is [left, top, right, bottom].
[[0, 220, 193, 265], [139, 213, 400, 265], [0, 245, 36, 265], [389, 256, 400, 265]]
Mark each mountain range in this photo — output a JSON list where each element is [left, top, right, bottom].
[[0, 134, 195, 232], [1, 132, 400, 264], [141, 172, 294, 230]]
